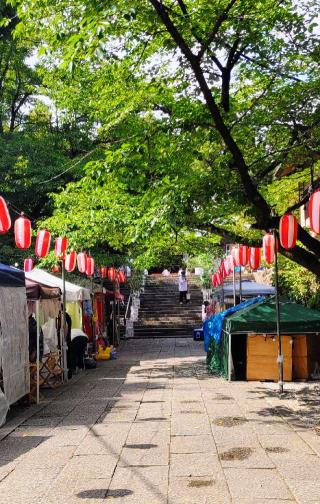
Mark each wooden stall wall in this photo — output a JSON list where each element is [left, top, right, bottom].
[[246, 335, 292, 382]]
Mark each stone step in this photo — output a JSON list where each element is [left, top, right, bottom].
[[133, 274, 203, 339], [133, 328, 195, 338]]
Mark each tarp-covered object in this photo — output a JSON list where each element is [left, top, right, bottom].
[[207, 332, 229, 379], [0, 264, 29, 407], [25, 269, 91, 301], [203, 297, 264, 352], [225, 298, 320, 334]]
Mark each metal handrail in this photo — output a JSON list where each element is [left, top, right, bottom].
[[125, 294, 132, 321]]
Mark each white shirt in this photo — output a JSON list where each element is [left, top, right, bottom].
[[179, 278, 188, 292]]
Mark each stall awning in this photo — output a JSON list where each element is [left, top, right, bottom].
[[0, 263, 25, 287], [224, 298, 320, 334], [26, 278, 61, 300], [25, 269, 91, 302], [216, 280, 275, 297]]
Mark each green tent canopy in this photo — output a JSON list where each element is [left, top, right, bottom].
[[224, 298, 320, 335]]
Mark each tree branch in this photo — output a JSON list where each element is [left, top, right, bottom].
[[197, 0, 239, 60], [149, 0, 271, 225]]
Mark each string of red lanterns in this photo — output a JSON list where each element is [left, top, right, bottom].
[[211, 212, 299, 288], [0, 195, 126, 283]]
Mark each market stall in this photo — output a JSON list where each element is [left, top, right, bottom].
[[208, 298, 320, 382], [0, 264, 29, 425], [25, 269, 91, 382], [25, 276, 61, 403]]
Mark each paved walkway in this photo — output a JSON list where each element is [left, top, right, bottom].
[[1, 339, 320, 503]]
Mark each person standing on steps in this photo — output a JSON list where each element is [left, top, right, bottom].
[[178, 269, 189, 304]]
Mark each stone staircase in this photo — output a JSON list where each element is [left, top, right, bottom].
[[134, 274, 203, 338]]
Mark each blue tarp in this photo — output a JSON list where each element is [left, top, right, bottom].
[[0, 263, 25, 288], [203, 297, 265, 352]]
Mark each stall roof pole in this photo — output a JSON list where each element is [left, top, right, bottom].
[[274, 229, 283, 395], [239, 266, 242, 303], [232, 266, 236, 306], [62, 261, 68, 382], [228, 333, 232, 382], [36, 300, 40, 404]]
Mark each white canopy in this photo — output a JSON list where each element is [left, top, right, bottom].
[[217, 280, 275, 297], [25, 269, 91, 302]]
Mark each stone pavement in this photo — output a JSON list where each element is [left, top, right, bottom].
[[1, 338, 320, 504]]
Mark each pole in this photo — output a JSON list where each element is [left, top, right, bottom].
[[36, 300, 40, 404], [113, 279, 116, 346], [228, 333, 232, 382], [239, 266, 242, 303], [91, 277, 96, 354], [62, 261, 68, 382], [232, 266, 236, 306], [221, 276, 224, 310], [273, 229, 283, 394]]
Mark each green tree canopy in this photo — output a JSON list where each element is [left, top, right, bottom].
[[8, 0, 320, 273]]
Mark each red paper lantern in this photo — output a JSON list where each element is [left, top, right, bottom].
[[249, 247, 261, 270], [232, 247, 240, 267], [24, 258, 34, 272], [118, 271, 126, 283], [212, 274, 218, 287], [309, 189, 320, 234], [279, 214, 297, 249], [77, 252, 87, 273], [52, 264, 61, 273], [108, 267, 116, 282], [263, 233, 278, 264], [223, 259, 230, 277], [35, 229, 51, 258], [86, 257, 94, 277], [55, 236, 68, 257], [14, 214, 31, 250], [232, 245, 248, 267], [239, 245, 249, 266], [216, 271, 222, 286], [65, 250, 77, 272], [101, 266, 107, 278], [0, 196, 11, 234], [220, 261, 227, 279], [226, 254, 234, 274]]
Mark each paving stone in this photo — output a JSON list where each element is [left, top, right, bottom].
[[270, 452, 320, 480], [211, 426, 258, 446], [21, 445, 76, 468], [170, 434, 216, 454], [286, 478, 320, 503], [89, 422, 132, 439], [108, 466, 168, 504], [171, 414, 211, 436], [130, 420, 170, 434], [217, 445, 274, 469], [119, 443, 169, 467], [61, 453, 119, 479], [0, 461, 16, 482], [168, 476, 231, 504], [224, 468, 294, 500], [0, 434, 47, 461], [75, 435, 124, 456], [170, 452, 220, 477], [258, 433, 315, 454], [42, 477, 111, 504]]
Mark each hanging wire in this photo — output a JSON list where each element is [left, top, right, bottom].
[[38, 147, 98, 185]]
